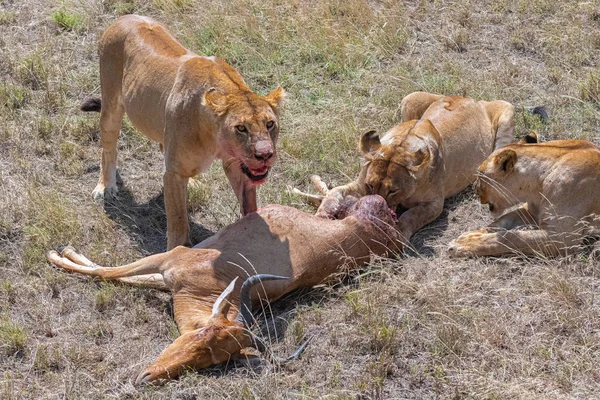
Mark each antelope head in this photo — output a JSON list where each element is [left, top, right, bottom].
[[135, 274, 291, 385]]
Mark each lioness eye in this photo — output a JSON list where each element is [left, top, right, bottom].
[[266, 120, 274, 129], [235, 125, 247, 133]]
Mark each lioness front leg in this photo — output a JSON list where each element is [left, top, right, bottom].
[[223, 158, 257, 215], [396, 200, 444, 247], [164, 170, 191, 250], [448, 229, 581, 257], [485, 204, 537, 231]]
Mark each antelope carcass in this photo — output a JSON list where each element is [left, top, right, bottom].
[[46, 195, 399, 384]]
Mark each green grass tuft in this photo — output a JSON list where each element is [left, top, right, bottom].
[[50, 10, 83, 32], [0, 319, 26, 357]]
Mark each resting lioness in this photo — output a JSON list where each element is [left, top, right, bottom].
[[448, 136, 600, 257], [311, 92, 515, 246], [82, 15, 285, 249]]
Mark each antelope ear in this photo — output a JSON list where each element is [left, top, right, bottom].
[[360, 130, 380, 154], [264, 87, 286, 112], [203, 88, 230, 116], [211, 277, 238, 319], [494, 149, 517, 174]]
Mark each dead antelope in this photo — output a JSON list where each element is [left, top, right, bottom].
[[46, 195, 399, 385]]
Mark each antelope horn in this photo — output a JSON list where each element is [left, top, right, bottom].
[[253, 335, 313, 364], [211, 277, 238, 318], [234, 274, 312, 364], [235, 274, 289, 328]]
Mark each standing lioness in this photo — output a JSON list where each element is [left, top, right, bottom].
[[82, 15, 285, 250]]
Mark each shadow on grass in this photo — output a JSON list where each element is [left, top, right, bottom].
[[103, 172, 214, 254], [409, 207, 450, 258], [405, 188, 476, 258]]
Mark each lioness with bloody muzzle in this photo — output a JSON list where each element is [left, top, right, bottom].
[[82, 15, 284, 249]]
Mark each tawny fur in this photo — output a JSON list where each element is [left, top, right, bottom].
[[86, 15, 285, 249], [448, 137, 600, 257], [46, 196, 399, 384], [312, 91, 515, 246]]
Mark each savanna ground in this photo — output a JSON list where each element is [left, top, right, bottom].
[[1, 0, 600, 398]]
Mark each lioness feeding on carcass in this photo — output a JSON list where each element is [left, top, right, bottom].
[[82, 15, 285, 249], [46, 195, 400, 384], [296, 92, 516, 248], [448, 135, 600, 257]]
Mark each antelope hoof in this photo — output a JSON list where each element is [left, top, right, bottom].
[[58, 245, 76, 256], [135, 371, 152, 386], [45, 249, 60, 262]]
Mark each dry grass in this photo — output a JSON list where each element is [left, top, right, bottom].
[[0, 0, 599, 398]]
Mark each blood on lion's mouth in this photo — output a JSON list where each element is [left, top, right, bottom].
[[241, 164, 269, 183]]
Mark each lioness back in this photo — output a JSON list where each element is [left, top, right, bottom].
[[503, 140, 600, 214], [449, 139, 600, 257], [420, 96, 508, 197]]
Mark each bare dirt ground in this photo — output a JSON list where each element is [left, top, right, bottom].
[[1, 0, 599, 398]]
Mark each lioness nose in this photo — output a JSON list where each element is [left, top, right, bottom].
[[365, 181, 380, 195], [254, 141, 274, 161], [255, 150, 273, 161]]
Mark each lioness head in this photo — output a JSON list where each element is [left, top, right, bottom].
[[474, 148, 521, 218], [359, 120, 439, 211], [203, 87, 285, 184]]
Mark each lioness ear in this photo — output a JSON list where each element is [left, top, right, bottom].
[[518, 130, 539, 144], [411, 147, 431, 169], [494, 149, 517, 174], [203, 88, 229, 116], [264, 87, 286, 112], [360, 130, 380, 154]]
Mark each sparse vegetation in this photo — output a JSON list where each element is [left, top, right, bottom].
[[0, 0, 599, 398]]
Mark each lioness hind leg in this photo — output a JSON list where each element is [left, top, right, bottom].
[[400, 92, 444, 122], [448, 229, 581, 257], [59, 246, 98, 267], [92, 98, 124, 201], [485, 100, 515, 149], [92, 33, 127, 201]]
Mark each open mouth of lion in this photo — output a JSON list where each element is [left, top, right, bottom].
[[241, 164, 270, 183]]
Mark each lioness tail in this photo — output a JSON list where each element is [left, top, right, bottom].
[[81, 96, 102, 112]]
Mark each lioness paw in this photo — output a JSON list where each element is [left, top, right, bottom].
[[447, 230, 486, 257], [448, 241, 470, 257], [92, 184, 118, 202]]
